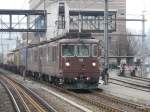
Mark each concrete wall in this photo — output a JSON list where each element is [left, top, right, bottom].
[[29, 0, 68, 40], [19, 0, 126, 66], [27, 0, 126, 61], [28, 0, 126, 40]]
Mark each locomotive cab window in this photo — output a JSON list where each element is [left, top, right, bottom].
[[62, 45, 75, 57], [77, 45, 90, 57], [93, 44, 98, 57]]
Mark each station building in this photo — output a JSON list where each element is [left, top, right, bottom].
[[21, 0, 127, 65]]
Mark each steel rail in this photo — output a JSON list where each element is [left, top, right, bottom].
[[3, 75, 57, 112], [50, 84, 124, 112], [110, 78, 150, 89], [22, 85, 58, 112], [93, 91, 146, 112], [11, 84, 31, 112], [0, 79, 21, 112], [17, 86, 47, 112], [2, 76, 31, 112], [1, 69, 149, 112], [119, 75, 150, 83], [47, 83, 150, 112], [3, 76, 48, 112], [109, 78, 150, 93]]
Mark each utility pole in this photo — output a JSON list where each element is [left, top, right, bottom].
[[0, 33, 3, 64], [44, 0, 46, 10], [103, 0, 109, 85], [104, 0, 109, 69], [24, 14, 29, 81], [141, 13, 145, 77], [0, 17, 3, 64]]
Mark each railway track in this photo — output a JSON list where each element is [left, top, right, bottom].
[[0, 80, 19, 112], [119, 75, 150, 83], [48, 84, 124, 112], [110, 77, 150, 92], [0, 75, 57, 112], [93, 91, 149, 112], [0, 70, 93, 112], [1, 69, 150, 112], [48, 84, 150, 112]]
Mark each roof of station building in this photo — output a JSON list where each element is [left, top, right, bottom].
[[66, 0, 105, 11]]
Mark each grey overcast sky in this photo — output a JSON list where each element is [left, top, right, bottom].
[[0, 0, 149, 33], [0, 0, 149, 13], [0, 0, 149, 22], [0, 0, 29, 9], [127, 0, 150, 33], [0, 0, 149, 19]]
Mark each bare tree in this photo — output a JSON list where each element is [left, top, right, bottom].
[[111, 32, 140, 64]]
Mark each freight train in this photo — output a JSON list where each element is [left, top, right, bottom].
[[3, 34, 101, 90]]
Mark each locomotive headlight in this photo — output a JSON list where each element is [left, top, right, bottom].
[[92, 62, 96, 67], [74, 77, 78, 80], [86, 77, 90, 80], [65, 62, 70, 67]]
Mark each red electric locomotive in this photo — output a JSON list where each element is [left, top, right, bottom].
[[59, 38, 101, 89], [5, 34, 101, 90]]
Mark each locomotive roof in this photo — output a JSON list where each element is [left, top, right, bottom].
[[59, 38, 99, 44], [11, 32, 98, 52]]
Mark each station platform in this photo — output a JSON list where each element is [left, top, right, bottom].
[[98, 70, 150, 106], [144, 72, 150, 78]]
